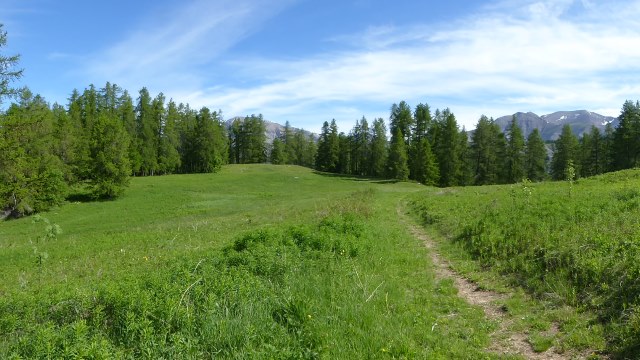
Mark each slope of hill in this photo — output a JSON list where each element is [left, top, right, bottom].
[[495, 110, 618, 140]]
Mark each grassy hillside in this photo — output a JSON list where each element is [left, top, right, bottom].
[[0, 165, 499, 358], [409, 169, 640, 357]]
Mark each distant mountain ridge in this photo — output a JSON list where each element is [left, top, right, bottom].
[[495, 110, 618, 141], [225, 117, 316, 143]]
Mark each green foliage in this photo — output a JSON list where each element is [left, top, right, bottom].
[[525, 128, 547, 182], [0, 23, 22, 103], [433, 109, 462, 187], [410, 169, 640, 356], [0, 91, 67, 216], [270, 137, 286, 164], [612, 100, 640, 170], [504, 116, 525, 183], [228, 115, 267, 164], [0, 166, 495, 358], [471, 115, 504, 185], [386, 127, 409, 180], [314, 120, 339, 172], [88, 113, 131, 199], [551, 124, 580, 180], [369, 118, 387, 177]]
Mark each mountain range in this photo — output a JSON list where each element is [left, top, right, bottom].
[[225, 117, 316, 143], [495, 110, 618, 141]]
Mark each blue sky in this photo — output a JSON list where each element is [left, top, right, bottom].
[[2, 0, 640, 132]]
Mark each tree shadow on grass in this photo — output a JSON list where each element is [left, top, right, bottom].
[[312, 170, 400, 184]]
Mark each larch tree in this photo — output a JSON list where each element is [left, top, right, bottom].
[[0, 91, 66, 216], [369, 118, 387, 178], [386, 127, 409, 180], [410, 103, 434, 181], [504, 116, 526, 183], [270, 137, 286, 164], [612, 100, 640, 170], [524, 128, 547, 182], [88, 112, 131, 198], [434, 109, 461, 187], [158, 99, 182, 174], [135, 87, 158, 175], [551, 125, 580, 180]]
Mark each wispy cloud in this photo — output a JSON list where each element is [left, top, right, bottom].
[[183, 0, 640, 131], [81, 0, 295, 95], [77, 0, 640, 131]]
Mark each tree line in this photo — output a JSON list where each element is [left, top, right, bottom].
[[3, 23, 640, 217], [313, 100, 640, 186]]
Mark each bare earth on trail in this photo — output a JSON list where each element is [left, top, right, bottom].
[[397, 205, 569, 360]]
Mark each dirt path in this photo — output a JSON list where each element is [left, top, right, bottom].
[[397, 204, 568, 360]]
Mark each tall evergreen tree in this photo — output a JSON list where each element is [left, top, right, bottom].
[[434, 109, 461, 187], [118, 90, 141, 175], [389, 101, 414, 144], [192, 107, 224, 173], [270, 138, 286, 165], [283, 121, 296, 165], [0, 24, 23, 103], [412, 138, 439, 185], [52, 103, 78, 182], [551, 125, 580, 180], [612, 100, 640, 170], [88, 113, 131, 198], [135, 87, 157, 175], [158, 99, 182, 174], [387, 127, 409, 180], [369, 118, 387, 177], [470, 115, 502, 185], [457, 128, 473, 186], [337, 132, 351, 174], [524, 128, 547, 182], [315, 121, 332, 172], [0, 91, 66, 216], [410, 103, 432, 180], [504, 116, 526, 183]]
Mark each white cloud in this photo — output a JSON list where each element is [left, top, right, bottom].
[[82, 0, 294, 95], [76, 0, 640, 132], [184, 0, 640, 131]]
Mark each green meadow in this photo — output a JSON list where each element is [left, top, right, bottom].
[[3, 164, 636, 358], [409, 169, 640, 358], [0, 165, 496, 359]]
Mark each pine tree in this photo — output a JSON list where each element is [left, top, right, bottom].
[[337, 132, 351, 174], [118, 90, 141, 175], [470, 115, 502, 185], [0, 24, 22, 103], [412, 138, 439, 185], [192, 107, 224, 173], [389, 101, 414, 145], [612, 100, 640, 170], [283, 121, 296, 164], [504, 116, 526, 183], [524, 128, 547, 181], [158, 99, 181, 174], [315, 121, 331, 171], [136, 87, 157, 175], [457, 128, 473, 185], [410, 103, 432, 180], [387, 127, 409, 180], [369, 118, 387, 177], [88, 113, 131, 198], [434, 109, 461, 187], [52, 103, 78, 182], [0, 90, 66, 216], [270, 138, 286, 164], [551, 125, 580, 180]]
